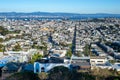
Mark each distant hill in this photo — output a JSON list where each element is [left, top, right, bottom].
[[0, 12, 120, 18], [0, 12, 80, 17]]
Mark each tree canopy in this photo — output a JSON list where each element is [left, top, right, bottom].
[[30, 53, 43, 64]]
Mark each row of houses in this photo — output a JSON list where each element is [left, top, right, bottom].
[[34, 56, 120, 73], [0, 49, 38, 67]]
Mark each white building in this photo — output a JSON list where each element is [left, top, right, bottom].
[[50, 50, 67, 57], [90, 57, 112, 69], [90, 57, 108, 65], [112, 63, 120, 71], [34, 62, 70, 73]]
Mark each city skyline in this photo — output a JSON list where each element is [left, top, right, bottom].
[[0, 0, 120, 14]]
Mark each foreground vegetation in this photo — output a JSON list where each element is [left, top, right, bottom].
[[6, 66, 120, 80]]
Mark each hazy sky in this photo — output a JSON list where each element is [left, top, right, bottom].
[[0, 0, 120, 14]]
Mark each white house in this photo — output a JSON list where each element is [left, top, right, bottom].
[[90, 57, 108, 65], [90, 57, 112, 69], [0, 35, 5, 39], [112, 63, 120, 71], [34, 62, 70, 73], [50, 50, 67, 57]]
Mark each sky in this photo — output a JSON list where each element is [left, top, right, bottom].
[[0, 0, 120, 14]]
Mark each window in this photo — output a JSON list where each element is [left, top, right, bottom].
[[97, 61, 103, 62], [41, 67, 45, 72], [36, 69, 39, 73]]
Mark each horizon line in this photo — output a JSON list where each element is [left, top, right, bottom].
[[0, 11, 120, 15]]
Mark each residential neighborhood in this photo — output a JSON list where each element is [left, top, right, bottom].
[[0, 17, 120, 80]]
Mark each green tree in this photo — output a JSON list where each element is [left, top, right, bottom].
[[6, 71, 38, 80], [0, 38, 3, 42], [48, 66, 72, 80], [66, 49, 72, 58], [83, 44, 90, 56], [0, 44, 4, 52], [13, 43, 22, 51], [0, 26, 9, 36], [48, 66, 95, 80], [66, 44, 72, 58], [30, 53, 43, 64]]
